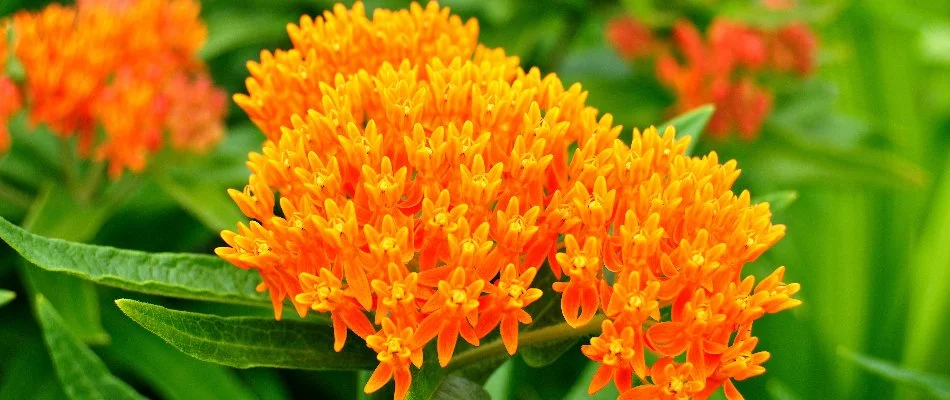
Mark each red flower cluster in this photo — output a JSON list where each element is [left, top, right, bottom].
[[607, 17, 817, 139], [3, 0, 227, 176]]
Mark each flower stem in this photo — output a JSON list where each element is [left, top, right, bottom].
[[446, 314, 607, 372]]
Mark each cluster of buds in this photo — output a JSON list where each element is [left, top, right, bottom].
[[218, 3, 801, 399], [607, 15, 817, 139], [0, 0, 227, 176]]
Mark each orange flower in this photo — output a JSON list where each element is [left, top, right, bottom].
[[6, 0, 225, 176], [235, 1, 484, 141], [475, 264, 543, 354], [415, 267, 484, 366], [553, 234, 604, 328], [582, 319, 643, 394], [656, 18, 816, 139], [619, 358, 706, 400], [219, 3, 800, 399], [364, 318, 424, 400], [295, 268, 375, 351], [698, 327, 770, 400]]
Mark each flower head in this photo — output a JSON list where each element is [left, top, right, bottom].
[[4, 0, 226, 176], [219, 3, 800, 399]]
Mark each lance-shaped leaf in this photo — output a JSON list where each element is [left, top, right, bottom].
[[659, 104, 715, 156], [839, 348, 950, 400], [35, 296, 145, 400], [753, 190, 800, 213], [116, 299, 376, 370], [0, 290, 14, 307], [0, 216, 267, 306]]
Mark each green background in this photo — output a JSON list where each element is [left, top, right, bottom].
[[1, 0, 948, 399]]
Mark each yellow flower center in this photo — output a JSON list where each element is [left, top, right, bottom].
[[450, 289, 468, 305]]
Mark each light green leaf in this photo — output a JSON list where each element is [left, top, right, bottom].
[[658, 104, 715, 156], [153, 173, 244, 232], [838, 348, 950, 399], [0, 289, 14, 307], [115, 299, 374, 370], [753, 190, 800, 213], [753, 122, 928, 189], [0, 216, 268, 306], [35, 296, 146, 400]]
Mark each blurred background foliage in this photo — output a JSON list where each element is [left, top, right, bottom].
[[1, 0, 948, 399]]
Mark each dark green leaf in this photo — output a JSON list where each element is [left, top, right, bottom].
[[428, 376, 491, 400], [518, 269, 577, 368], [838, 348, 950, 399], [405, 351, 490, 400], [0, 289, 13, 307], [753, 190, 800, 213], [115, 299, 375, 370], [0, 216, 268, 306], [35, 296, 146, 400], [658, 104, 715, 156]]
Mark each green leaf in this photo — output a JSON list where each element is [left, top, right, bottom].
[[405, 354, 490, 400], [517, 269, 577, 368], [752, 121, 928, 190], [838, 348, 950, 399], [427, 376, 491, 400], [200, 12, 297, 60], [115, 299, 374, 370], [99, 297, 258, 400], [0, 216, 268, 306], [21, 183, 111, 344], [0, 289, 13, 307], [753, 190, 800, 213], [565, 361, 621, 400], [153, 172, 245, 232], [658, 104, 715, 156], [35, 296, 146, 400]]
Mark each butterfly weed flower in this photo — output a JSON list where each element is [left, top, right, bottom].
[[219, 2, 801, 399], [607, 14, 817, 140], [4, 0, 226, 177]]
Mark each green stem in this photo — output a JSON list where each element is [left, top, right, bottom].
[[446, 314, 607, 372], [0, 181, 32, 210]]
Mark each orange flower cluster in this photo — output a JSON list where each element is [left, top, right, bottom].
[[0, 22, 21, 153], [607, 16, 816, 140], [657, 19, 816, 139], [606, 16, 655, 61], [3, 0, 226, 176], [219, 3, 800, 399]]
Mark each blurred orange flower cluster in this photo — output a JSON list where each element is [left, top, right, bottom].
[[0, 23, 20, 153], [608, 16, 816, 139], [1, 0, 226, 177], [219, 2, 800, 399]]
